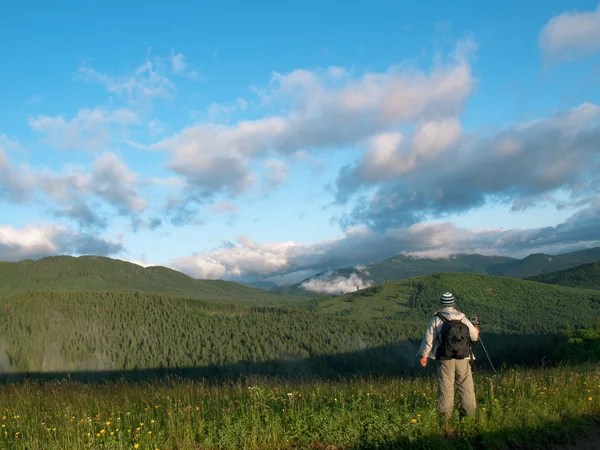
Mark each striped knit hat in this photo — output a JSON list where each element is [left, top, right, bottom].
[[440, 292, 455, 307]]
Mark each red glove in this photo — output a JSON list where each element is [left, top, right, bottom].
[[420, 356, 428, 367]]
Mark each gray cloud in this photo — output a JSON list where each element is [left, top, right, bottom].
[[37, 152, 147, 228], [336, 103, 600, 231], [53, 201, 108, 230], [539, 4, 600, 62], [0, 224, 123, 262], [1, 146, 148, 230]]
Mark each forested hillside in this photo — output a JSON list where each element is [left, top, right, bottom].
[[0, 255, 298, 305], [0, 270, 598, 376], [527, 262, 600, 290], [0, 290, 422, 375]]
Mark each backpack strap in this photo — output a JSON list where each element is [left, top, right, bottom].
[[435, 312, 450, 324]]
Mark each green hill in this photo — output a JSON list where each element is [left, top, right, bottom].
[[288, 247, 600, 294], [0, 255, 298, 305], [312, 272, 600, 332], [526, 262, 600, 290]]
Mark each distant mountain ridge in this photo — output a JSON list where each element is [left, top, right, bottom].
[[284, 247, 600, 295]]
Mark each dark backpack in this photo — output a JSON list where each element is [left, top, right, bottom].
[[435, 312, 472, 359]]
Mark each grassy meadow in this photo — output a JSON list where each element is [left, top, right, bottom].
[[0, 364, 599, 449]]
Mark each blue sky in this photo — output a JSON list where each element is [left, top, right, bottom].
[[2, 1, 600, 285]]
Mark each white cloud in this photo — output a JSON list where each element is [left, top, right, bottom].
[[172, 237, 309, 279], [299, 272, 372, 295], [154, 40, 475, 197], [118, 257, 154, 268], [170, 51, 202, 80], [539, 4, 600, 62], [0, 225, 58, 261], [0, 223, 123, 262], [76, 58, 176, 108], [29, 108, 140, 151], [171, 52, 187, 74], [346, 117, 462, 184]]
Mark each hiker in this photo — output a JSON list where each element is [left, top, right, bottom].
[[417, 292, 479, 420]]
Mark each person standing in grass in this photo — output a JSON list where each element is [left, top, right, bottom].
[[417, 292, 479, 421]]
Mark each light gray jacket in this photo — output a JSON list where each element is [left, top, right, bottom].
[[417, 307, 479, 360]]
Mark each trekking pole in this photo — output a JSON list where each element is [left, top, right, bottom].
[[475, 336, 503, 388], [477, 336, 497, 375], [469, 314, 503, 388]]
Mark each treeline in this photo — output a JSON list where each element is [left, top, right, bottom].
[[0, 290, 423, 375]]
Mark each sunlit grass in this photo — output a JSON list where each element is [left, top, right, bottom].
[[0, 363, 598, 449]]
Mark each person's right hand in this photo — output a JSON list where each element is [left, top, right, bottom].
[[420, 356, 428, 367]]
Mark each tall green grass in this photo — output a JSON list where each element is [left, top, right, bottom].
[[0, 363, 599, 449]]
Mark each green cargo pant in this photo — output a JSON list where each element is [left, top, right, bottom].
[[437, 359, 476, 418]]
